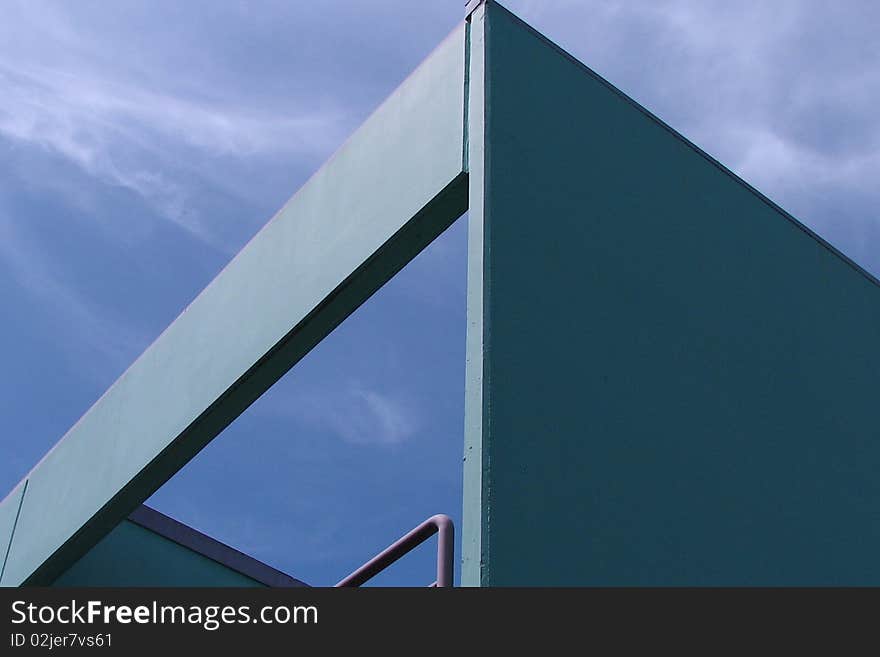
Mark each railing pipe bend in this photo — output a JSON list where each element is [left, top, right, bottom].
[[334, 514, 454, 588]]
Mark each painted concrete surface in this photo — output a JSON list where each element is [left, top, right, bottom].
[[461, 2, 488, 589], [0, 481, 26, 585], [0, 24, 467, 586], [464, 2, 880, 585], [52, 520, 265, 587]]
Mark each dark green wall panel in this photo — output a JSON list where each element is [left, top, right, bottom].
[[52, 520, 263, 587], [469, 3, 880, 585]]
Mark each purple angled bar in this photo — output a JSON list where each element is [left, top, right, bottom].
[[335, 515, 454, 588]]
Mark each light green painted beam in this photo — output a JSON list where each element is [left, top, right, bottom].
[[0, 481, 26, 584], [0, 23, 468, 586]]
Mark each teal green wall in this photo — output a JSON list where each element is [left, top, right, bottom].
[[51, 520, 263, 587], [464, 3, 880, 585]]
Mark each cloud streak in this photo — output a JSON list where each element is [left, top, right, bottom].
[[511, 0, 880, 259], [0, 60, 344, 246], [254, 380, 420, 447]]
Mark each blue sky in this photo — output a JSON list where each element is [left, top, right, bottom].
[[1, 0, 877, 586]]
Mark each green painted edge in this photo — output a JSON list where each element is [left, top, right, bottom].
[[461, 1, 489, 587], [0, 480, 27, 586]]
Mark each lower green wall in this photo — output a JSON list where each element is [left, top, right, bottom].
[[52, 521, 263, 587], [466, 3, 880, 585]]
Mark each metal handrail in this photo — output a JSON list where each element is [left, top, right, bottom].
[[334, 515, 454, 587]]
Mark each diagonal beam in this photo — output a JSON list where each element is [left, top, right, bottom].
[[0, 23, 468, 586]]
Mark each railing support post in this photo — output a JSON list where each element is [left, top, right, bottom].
[[335, 515, 455, 587]]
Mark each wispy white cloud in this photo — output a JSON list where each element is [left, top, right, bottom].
[[0, 0, 354, 374], [0, 0, 356, 256], [510, 0, 880, 234], [0, 63, 341, 161], [255, 380, 420, 447], [707, 122, 880, 197], [0, 60, 344, 247]]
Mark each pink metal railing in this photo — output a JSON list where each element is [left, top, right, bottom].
[[334, 515, 454, 587]]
